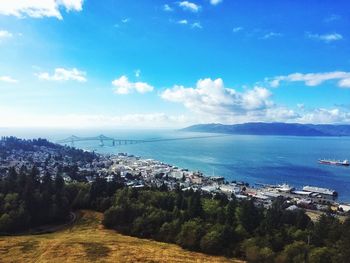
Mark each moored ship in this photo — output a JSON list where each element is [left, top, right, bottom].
[[303, 185, 338, 196], [276, 183, 294, 193], [318, 159, 349, 166]]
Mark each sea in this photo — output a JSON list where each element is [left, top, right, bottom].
[[2, 128, 350, 202]]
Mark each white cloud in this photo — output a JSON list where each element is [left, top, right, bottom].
[[178, 1, 201, 12], [177, 20, 202, 29], [161, 78, 273, 117], [135, 69, 141, 78], [232, 27, 243, 33], [261, 32, 282, 39], [324, 14, 341, 23], [58, 0, 83, 11], [241, 87, 272, 110], [121, 18, 130, 23], [298, 108, 350, 124], [0, 111, 192, 128], [0, 76, 18, 83], [269, 71, 350, 88], [339, 78, 350, 88], [268, 107, 299, 120], [191, 22, 202, 29], [161, 78, 350, 124], [112, 75, 154, 95], [37, 68, 87, 82], [2, 106, 349, 128], [0, 0, 84, 20], [297, 103, 305, 109], [306, 32, 343, 43], [159, 77, 350, 124], [177, 19, 188, 25], [163, 4, 173, 12], [0, 30, 12, 39], [210, 0, 223, 5]]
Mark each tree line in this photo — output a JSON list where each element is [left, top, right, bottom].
[[0, 167, 69, 232], [103, 187, 350, 263], [0, 166, 124, 233]]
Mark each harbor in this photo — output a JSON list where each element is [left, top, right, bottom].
[[106, 153, 350, 216]]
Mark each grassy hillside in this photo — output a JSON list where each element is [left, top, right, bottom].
[[0, 210, 242, 263]]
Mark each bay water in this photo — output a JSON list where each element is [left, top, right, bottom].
[[2, 128, 350, 202]]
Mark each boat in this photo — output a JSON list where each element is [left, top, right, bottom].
[[318, 159, 349, 166], [276, 183, 294, 193], [302, 186, 338, 196]]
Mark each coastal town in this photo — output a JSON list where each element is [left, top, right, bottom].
[[1, 136, 349, 217], [106, 153, 350, 215]]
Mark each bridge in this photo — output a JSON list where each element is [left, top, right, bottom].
[[56, 135, 146, 147], [56, 134, 227, 147]]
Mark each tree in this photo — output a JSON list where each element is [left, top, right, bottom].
[[158, 219, 181, 243], [264, 199, 284, 230], [131, 209, 167, 238], [308, 247, 335, 263], [0, 213, 11, 232], [337, 218, 350, 262], [226, 199, 237, 226], [278, 241, 309, 263], [177, 219, 205, 250], [188, 191, 203, 219], [311, 214, 341, 247], [236, 199, 262, 233], [245, 246, 274, 263], [55, 174, 65, 192], [103, 206, 125, 228], [200, 226, 224, 255]]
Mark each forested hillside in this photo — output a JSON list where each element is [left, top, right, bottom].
[[104, 188, 350, 262]]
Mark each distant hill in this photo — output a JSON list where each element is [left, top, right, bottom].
[[181, 123, 350, 136]]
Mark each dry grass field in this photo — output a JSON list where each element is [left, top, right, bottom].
[[305, 209, 348, 223], [0, 210, 243, 263]]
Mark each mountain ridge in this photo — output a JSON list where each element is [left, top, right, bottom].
[[181, 122, 350, 136]]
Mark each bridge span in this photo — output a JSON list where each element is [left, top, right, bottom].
[[56, 135, 145, 146], [56, 134, 227, 147]]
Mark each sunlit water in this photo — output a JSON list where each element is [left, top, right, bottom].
[[2, 128, 350, 202]]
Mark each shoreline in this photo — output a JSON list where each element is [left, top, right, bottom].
[[102, 151, 350, 215]]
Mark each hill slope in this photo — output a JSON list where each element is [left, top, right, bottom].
[[182, 122, 350, 136], [0, 210, 240, 263]]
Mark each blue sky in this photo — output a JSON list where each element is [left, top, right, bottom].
[[0, 0, 350, 128]]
